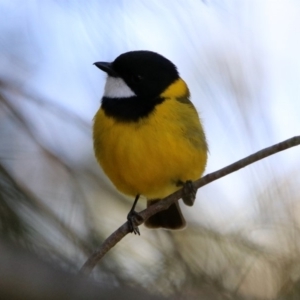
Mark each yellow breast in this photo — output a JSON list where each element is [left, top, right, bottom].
[[93, 79, 208, 199]]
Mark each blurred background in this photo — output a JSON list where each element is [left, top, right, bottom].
[[0, 0, 300, 299]]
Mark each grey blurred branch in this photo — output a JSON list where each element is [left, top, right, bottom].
[[81, 136, 300, 275]]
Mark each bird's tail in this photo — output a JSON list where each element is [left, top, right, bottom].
[[144, 199, 186, 230]]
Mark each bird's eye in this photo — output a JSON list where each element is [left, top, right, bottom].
[[131, 74, 143, 84]]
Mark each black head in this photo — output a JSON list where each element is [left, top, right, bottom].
[[94, 50, 179, 99]]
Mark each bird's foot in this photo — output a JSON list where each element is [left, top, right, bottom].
[[127, 210, 143, 235], [181, 180, 197, 206]]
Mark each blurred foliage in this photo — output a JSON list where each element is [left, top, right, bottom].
[[0, 1, 300, 299]]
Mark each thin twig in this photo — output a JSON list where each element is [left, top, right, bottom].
[[80, 136, 300, 275]]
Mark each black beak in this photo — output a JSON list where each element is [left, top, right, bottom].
[[94, 62, 118, 77]]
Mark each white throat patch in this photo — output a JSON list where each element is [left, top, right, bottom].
[[103, 76, 136, 98]]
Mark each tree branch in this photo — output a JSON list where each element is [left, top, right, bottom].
[[80, 136, 300, 275]]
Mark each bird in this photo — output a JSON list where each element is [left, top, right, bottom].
[[93, 50, 208, 234]]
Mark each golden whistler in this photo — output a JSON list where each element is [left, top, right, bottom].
[[93, 51, 208, 232]]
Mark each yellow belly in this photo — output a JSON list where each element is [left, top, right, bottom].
[[93, 97, 207, 199]]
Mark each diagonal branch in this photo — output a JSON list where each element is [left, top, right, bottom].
[[80, 136, 300, 275]]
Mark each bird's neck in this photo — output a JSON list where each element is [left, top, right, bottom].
[[101, 95, 164, 122], [160, 78, 190, 98], [101, 78, 189, 123]]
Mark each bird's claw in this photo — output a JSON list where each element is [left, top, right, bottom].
[[182, 180, 197, 206], [127, 210, 143, 235]]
